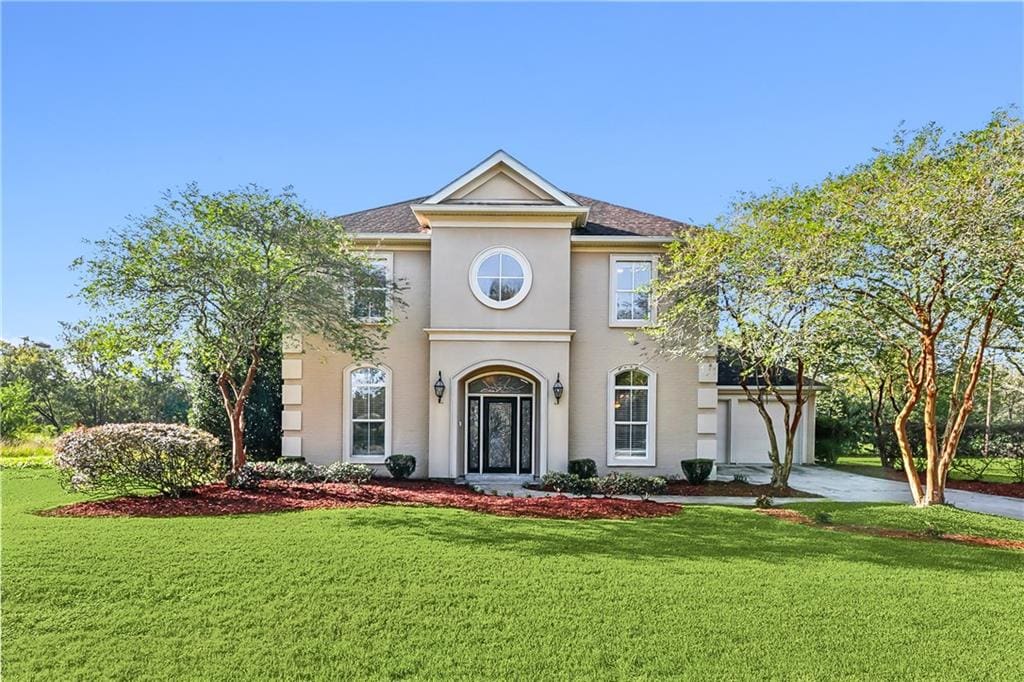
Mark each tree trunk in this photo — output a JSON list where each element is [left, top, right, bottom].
[[921, 336, 944, 506], [216, 347, 263, 473], [894, 355, 925, 506], [982, 362, 994, 459]]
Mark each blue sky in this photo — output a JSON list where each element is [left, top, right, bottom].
[[3, 2, 1022, 343]]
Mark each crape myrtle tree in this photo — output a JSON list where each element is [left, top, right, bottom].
[[820, 111, 1024, 506], [651, 189, 837, 489], [77, 184, 401, 472]]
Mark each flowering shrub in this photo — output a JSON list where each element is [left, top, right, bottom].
[[249, 460, 373, 485], [567, 458, 598, 479], [54, 423, 223, 498], [226, 465, 261, 490], [384, 454, 416, 480], [597, 473, 667, 499], [542, 472, 665, 499], [322, 462, 373, 484]]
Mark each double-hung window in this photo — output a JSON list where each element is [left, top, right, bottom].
[[609, 255, 656, 326], [353, 253, 393, 323], [608, 367, 656, 466], [346, 366, 391, 462]]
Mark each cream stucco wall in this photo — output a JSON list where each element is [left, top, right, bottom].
[[429, 224, 571, 330], [283, 249, 431, 476], [568, 249, 703, 478]]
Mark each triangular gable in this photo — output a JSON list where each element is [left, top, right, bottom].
[[422, 150, 580, 207]]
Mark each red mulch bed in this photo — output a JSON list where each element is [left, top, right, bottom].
[[944, 479, 1024, 499], [43, 480, 681, 521], [664, 481, 818, 497], [756, 508, 1024, 551]]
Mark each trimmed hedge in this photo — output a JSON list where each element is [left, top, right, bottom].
[[567, 459, 598, 479], [540, 471, 666, 499], [680, 458, 715, 485], [385, 454, 416, 480], [248, 460, 373, 485]]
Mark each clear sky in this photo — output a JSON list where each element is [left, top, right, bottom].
[[3, 1, 1022, 343]]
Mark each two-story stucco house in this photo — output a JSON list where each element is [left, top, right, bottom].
[[280, 151, 816, 480]]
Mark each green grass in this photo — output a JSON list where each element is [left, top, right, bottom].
[[0, 435, 55, 468], [3, 469, 1024, 681], [833, 455, 1021, 483], [788, 501, 1024, 541]]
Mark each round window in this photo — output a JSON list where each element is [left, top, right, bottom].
[[469, 246, 533, 309]]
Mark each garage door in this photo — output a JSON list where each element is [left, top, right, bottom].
[[727, 399, 803, 464]]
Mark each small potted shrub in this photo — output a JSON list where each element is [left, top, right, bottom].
[[384, 454, 416, 480], [680, 458, 715, 485]]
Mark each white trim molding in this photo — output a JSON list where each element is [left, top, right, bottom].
[[607, 365, 657, 467], [608, 254, 658, 328], [342, 363, 393, 464], [468, 246, 533, 310], [424, 328, 575, 343]]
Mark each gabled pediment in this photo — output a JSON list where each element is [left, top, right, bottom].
[[422, 150, 581, 207]]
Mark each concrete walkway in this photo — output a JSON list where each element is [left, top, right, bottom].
[[470, 465, 1024, 520], [723, 465, 1024, 521]]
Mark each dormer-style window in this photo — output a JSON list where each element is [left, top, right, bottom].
[[353, 253, 393, 322], [609, 255, 656, 327], [469, 246, 533, 309]]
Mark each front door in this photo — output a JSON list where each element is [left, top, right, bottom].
[[482, 397, 516, 473]]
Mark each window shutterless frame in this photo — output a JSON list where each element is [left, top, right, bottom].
[[343, 363, 392, 464], [607, 365, 657, 466], [353, 253, 394, 323], [608, 254, 657, 328], [468, 246, 533, 310]]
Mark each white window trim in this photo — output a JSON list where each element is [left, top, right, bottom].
[[608, 254, 657, 328], [354, 252, 394, 324], [607, 365, 657, 467], [468, 246, 533, 310], [342, 363, 393, 464]]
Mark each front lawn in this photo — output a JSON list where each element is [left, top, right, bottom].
[[833, 454, 1021, 483], [3, 468, 1023, 680]]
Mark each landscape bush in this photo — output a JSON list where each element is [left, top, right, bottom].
[[597, 473, 667, 499], [680, 458, 715, 484], [53, 423, 223, 497], [541, 472, 582, 493], [385, 454, 416, 480], [250, 460, 373, 485], [541, 471, 666, 499], [226, 465, 261, 490], [567, 458, 598, 479]]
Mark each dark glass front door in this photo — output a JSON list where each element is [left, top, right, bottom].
[[482, 397, 516, 473]]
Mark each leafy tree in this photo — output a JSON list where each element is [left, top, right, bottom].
[[76, 184, 398, 471], [0, 338, 72, 431], [0, 380, 37, 439], [652, 188, 836, 489], [820, 111, 1024, 505]]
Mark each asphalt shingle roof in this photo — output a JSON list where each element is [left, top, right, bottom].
[[335, 193, 696, 237]]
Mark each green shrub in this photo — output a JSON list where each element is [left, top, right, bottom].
[[541, 472, 581, 493], [277, 456, 306, 464], [322, 461, 373, 485], [567, 458, 598, 479], [680, 458, 715, 484], [54, 423, 223, 497], [384, 454, 416, 480], [814, 511, 834, 525], [597, 473, 667, 499], [226, 465, 261, 490]]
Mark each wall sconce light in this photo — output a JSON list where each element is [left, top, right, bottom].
[[433, 371, 446, 403], [552, 373, 564, 404]]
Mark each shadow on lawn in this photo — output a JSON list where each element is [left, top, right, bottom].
[[344, 505, 1024, 572]]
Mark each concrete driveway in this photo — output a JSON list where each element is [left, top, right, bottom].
[[721, 464, 1024, 521]]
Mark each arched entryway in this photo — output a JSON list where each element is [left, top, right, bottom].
[[463, 369, 537, 476]]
